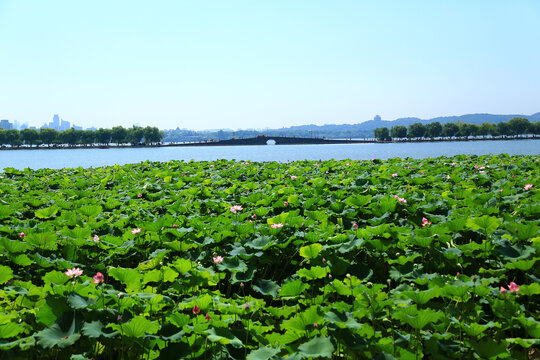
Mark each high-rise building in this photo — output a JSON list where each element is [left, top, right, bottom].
[[0, 120, 13, 129], [52, 114, 60, 129]]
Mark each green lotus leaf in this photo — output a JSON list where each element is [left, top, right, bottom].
[[505, 258, 537, 271], [171, 258, 194, 273], [1, 238, 32, 253], [511, 222, 538, 241], [78, 205, 103, 218], [67, 293, 96, 310], [108, 267, 142, 293], [282, 306, 322, 332], [231, 265, 257, 284], [402, 288, 441, 305], [517, 317, 540, 338], [217, 257, 248, 272], [0, 322, 24, 339], [492, 299, 519, 319], [297, 336, 334, 359], [25, 232, 58, 250], [82, 320, 118, 338], [0, 265, 13, 285], [466, 215, 501, 234], [10, 253, 33, 266], [166, 313, 190, 328], [299, 243, 322, 259], [279, 279, 309, 297], [36, 312, 83, 349], [505, 338, 540, 348], [0, 206, 15, 219], [393, 309, 443, 330], [323, 310, 362, 329], [253, 279, 280, 297], [497, 241, 535, 261], [462, 322, 492, 338], [246, 346, 281, 360], [109, 316, 159, 338], [519, 283, 540, 296], [470, 339, 509, 359], [297, 266, 329, 280], [204, 328, 243, 348], [344, 195, 372, 208], [35, 205, 59, 219], [245, 236, 272, 250]]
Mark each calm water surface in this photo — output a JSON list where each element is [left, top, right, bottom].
[[0, 140, 538, 170]]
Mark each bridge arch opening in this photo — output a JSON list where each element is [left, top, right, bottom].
[[266, 139, 277, 145]]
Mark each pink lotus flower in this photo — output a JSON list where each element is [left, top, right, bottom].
[[137, 193, 142, 198], [313, 323, 318, 328], [172, 224, 178, 229], [500, 286, 507, 294], [271, 223, 283, 229], [508, 282, 520, 293], [229, 205, 243, 213], [213, 256, 224, 264], [65, 267, 83, 278], [391, 173, 398, 177], [290, 175, 297, 180], [252, 214, 257, 220], [205, 313, 211, 321], [393, 195, 407, 204], [524, 184, 533, 191], [352, 222, 358, 229], [19, 232, 26, 238], [93, 235, 100, 242], [93, 272, 105, 284], [131, 228, 142, 234], [283, 201, 288, 206], [192, 305, 200, 314], [244, 302, 249, 309], [422, 217, 432, 227]]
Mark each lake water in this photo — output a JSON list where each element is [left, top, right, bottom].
[[0, 140, 538, 170]]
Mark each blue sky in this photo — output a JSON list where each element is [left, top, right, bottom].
[[1, 1, 539, 130]]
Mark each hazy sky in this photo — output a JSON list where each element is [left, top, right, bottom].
[[1, 1, 539, 130]]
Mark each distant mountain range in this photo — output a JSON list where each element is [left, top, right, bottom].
[[164, 113, 540, 142], [274, 112, 540, 135]]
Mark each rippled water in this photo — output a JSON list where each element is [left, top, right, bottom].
[[0, 140, 538, 170]]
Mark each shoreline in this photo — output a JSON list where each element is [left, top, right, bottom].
[[0, 135, 537, 151]]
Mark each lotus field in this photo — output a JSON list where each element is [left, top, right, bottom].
[[0, 155, 539, 359]]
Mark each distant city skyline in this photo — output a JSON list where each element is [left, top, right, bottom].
[[1, 1, 539, 131]]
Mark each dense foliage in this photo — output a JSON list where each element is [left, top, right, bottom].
[[0, 126, 163, 148], [0, 155, 538, 359], [374, 117, 540, 141]]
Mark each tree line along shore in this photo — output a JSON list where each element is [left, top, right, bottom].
[[374, 117, 539, 141], [0, 117, 538, 149]]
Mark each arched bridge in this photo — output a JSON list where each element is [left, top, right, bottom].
[[169, 136, 371, 147]]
